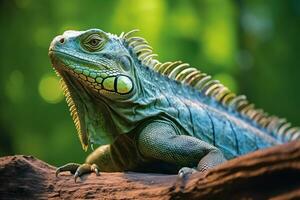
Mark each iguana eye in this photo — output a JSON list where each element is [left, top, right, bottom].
[[88, 38, 101, 46], [82, 34, 105, 52]]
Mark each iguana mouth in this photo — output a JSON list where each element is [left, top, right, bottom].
[[49, 50, 110, 71]]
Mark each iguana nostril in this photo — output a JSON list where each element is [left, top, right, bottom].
[[59, 38, 65, 44]]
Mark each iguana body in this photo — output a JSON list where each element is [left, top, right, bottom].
[[49, 29, 300, 179]]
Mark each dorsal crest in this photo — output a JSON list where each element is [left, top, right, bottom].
[[120, 30, 300, 141]]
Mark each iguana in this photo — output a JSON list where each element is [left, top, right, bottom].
[[49, 28, 300, 181]]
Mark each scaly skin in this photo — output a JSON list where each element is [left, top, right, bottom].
[[49, 29, 299, 181]]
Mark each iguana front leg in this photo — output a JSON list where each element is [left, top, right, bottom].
[[56, 144, 120, 182], [137, 121, 227, 177]]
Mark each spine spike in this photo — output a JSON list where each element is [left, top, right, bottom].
[[194, 76, 211, 90], [122, 29, 140, 39]]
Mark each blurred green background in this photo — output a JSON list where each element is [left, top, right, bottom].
[[0, 0, 299, 166]]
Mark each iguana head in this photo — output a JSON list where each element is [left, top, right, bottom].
[[49, 29, 145, 151], [49, 29, 136, 99]]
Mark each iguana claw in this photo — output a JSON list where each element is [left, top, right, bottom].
[[177, 167, 197, 191], [91, 163, 100, 176], [178, 167, 197, 179]]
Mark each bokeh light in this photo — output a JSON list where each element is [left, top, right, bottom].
[[38, 74, 63, 104]]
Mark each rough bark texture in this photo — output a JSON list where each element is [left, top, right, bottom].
[[1, 141, 300, 200]]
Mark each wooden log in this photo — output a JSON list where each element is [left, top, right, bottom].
[[1, 141, 300, 199]]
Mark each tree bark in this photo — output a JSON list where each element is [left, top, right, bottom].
[[1, 141, 300, 199]]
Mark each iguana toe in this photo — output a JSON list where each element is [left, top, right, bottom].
[[74, 163, 100, 182], [56, 163, 80, 177], [56, 163, 100, 182]]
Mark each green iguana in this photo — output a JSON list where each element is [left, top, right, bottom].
[[48, 29, 300, 181]]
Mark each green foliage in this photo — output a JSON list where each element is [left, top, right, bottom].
[[0, 0, 299, 166]]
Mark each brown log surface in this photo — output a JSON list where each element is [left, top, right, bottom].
[[1, 141, 300, 200]]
